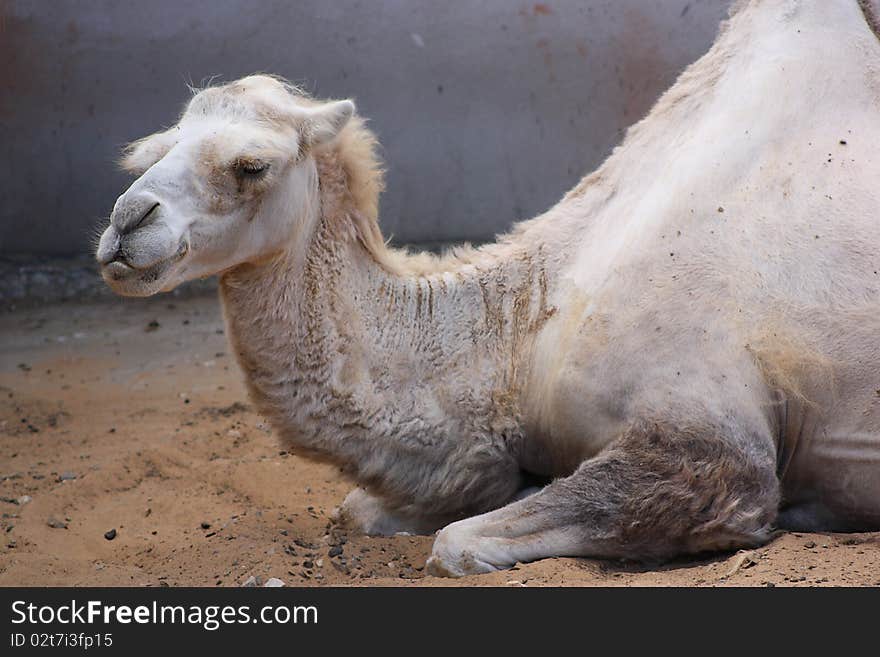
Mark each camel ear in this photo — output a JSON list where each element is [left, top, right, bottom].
[[120, 128, 178, 174], [304, 100, 355, 146]]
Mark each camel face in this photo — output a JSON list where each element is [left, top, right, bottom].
[[96, 76, 354, 296]]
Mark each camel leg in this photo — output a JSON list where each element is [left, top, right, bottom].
[[511, 486, 543, 502], [333, 487, 447, 536], [427, 419, 780, 576], [335, 482, 546, 536]]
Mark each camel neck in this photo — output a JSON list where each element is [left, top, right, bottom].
[[217, 161, 553, 511]]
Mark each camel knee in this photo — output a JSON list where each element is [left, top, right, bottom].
[[333, 487, 444, 536], [333, 488, 394, 535], [563, 418, 780, 559]]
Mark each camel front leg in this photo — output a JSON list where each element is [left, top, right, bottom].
[[427, 419, 780, 577], [334, 483, 543, 536], [333, 487, 447, 536]]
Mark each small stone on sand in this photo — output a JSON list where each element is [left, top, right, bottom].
[[242, 575, 261, 587]]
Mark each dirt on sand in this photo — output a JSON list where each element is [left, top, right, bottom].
[[1, 294, 878, 587]]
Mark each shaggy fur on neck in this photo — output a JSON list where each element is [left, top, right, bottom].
[[318, 112, 528, 276]]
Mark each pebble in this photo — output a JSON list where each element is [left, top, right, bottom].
[[58, 472, 77, 482], [47, 517, 68, 529], [242, 575, 261, 587], [328, 545, 343, 558], [331, 560, 349, 574], [264, 578, 285, 587], [17, 495, 31, 506], [104, 529, 117, 541], [725, 550, 758, 577], [200, 522, 211, 530]]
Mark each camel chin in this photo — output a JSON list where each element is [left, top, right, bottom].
[[100, 256, 180, 297]]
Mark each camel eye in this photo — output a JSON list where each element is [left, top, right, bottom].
[[234, 159, 269, 177]]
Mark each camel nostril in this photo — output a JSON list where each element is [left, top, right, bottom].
[[132, 202, 160, 232], [110, 193, 163, 236]]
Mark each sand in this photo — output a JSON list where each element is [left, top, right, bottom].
[[1, 293, 878, 587]]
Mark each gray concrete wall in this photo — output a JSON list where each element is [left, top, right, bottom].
[[0, 0, 731, 256]]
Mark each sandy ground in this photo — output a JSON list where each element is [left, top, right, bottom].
[[1, 293, 878, 587]]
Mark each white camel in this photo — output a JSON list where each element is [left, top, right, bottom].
[[97, 0, 880, 576]]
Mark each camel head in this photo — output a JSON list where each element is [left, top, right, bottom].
[[96, 75, 355, 296]]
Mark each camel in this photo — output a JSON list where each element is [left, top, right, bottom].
[[96, 0, 880, 577]]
